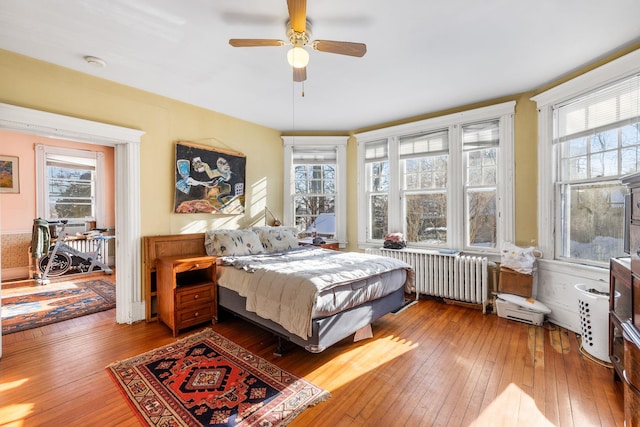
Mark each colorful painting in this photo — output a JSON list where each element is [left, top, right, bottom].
[[174, 141, 246, 214], [0, 155, 19, 193]]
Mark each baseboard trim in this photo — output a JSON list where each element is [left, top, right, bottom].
[[1, 266, 30, 283]]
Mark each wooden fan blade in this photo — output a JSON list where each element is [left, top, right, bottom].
[[312, 40, 367, 57], [293, 66, 307, 82], [287, 0, 307, 33], [229, 39, 285, 47]]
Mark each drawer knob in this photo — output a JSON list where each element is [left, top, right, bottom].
[[194, 312, 199, 317], [194, 263, 199, 268], [194, 294, 199, 299]]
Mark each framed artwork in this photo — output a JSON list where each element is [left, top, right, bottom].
[[174, 141, 246, 214], [0, 155, 20, 193]]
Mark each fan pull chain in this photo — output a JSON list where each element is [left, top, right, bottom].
[[301, 81, 305, 97]]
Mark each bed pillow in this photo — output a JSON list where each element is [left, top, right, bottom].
[[252, 225, 299, 237], [204, 229, 264, 257], [252, 226, 299, 253]]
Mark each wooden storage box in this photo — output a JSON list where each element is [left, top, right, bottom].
[[498, 267, 533, 297]]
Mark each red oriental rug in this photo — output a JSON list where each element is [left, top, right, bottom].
[[1, 278, 115, 335], [106, 329, 330, 427]]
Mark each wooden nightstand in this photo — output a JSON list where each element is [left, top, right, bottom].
[[298, 238, 340, 250], [157, 255, 217, 337]]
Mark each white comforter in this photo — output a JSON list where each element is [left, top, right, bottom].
[[220, 247, 414, 340]]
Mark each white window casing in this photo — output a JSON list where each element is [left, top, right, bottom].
[[356, 101, 515, 252], [282, 136, 348, 247], [532, 48, 640, 262], [35, 144, 105, 231]]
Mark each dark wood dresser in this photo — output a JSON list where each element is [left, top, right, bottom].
[[614, 172, 640, 427]]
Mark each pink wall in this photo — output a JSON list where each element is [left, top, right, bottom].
[[0, 130, 115, 232]]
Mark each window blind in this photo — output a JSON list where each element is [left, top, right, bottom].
[[462, 120, 500, 151], [46, 153, 96, 170], [399, 129, 449, 159], [292, 146, 337, 164], [555, 73, 640, 141], [364, 139, 388, 161]]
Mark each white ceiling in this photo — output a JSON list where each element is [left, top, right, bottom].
[[1, 0, 639, 133]]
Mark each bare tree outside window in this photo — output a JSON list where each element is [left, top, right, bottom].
[[48, 165, 95, 221], [563, 182, 626, 262], [294, 164, 336, 236], [555, 83, 640, 264], [467, 190, 496, 247], [368, 160, 389, 240], [403, 155, 448, 244], [405, 193, 447, 243], [465, 146, 498, 248]]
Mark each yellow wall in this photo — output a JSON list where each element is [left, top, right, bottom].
[[513, 93, 539, 247], [2, 43, 640, 253], [0, 49, 284, 238]]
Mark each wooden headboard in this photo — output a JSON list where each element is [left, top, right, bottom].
[[142, 233, 207, 321]]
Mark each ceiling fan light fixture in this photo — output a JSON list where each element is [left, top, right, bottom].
[[287, 46, 309, 68]]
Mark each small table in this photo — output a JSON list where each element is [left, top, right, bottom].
[[298, 238, 340, 250], [156, 255, 217, 336]]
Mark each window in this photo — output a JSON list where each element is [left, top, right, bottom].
[[535, 70, 640, 266], [463, 120, 499, 248], [357, 102, 515, 252], [364, 140, 389, 240], [400, 129, 449, 244], [36, 145, 105, 231], [283, 136, 347, 246]]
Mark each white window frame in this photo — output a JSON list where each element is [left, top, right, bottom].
[[356, 102, 515, 252], [532, 49, 640, 262], [35, 144, 106, 230], [282, 136, 348, 247]]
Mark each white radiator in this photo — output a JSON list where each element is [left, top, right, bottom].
[[366, 247, 488, 310], [64, 237, 111, 266]]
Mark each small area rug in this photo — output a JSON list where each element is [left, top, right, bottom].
[[106, 329, 330, 427], [1, 278, 115, 335]]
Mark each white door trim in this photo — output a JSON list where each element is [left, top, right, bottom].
[[0, 103, 146, 330]]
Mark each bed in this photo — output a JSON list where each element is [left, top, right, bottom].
[[205, 227, 414, 353]]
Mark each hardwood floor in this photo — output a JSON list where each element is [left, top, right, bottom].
[[0, 295, 624, 426]]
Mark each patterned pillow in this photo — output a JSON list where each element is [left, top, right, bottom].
[[252, 225, 299, 237], [252, 226, 299, 253], [204, 229, 264, 257]]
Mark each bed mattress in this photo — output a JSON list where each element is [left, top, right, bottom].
[[218, 264, 407, 318], [216, 247, 413, 339]]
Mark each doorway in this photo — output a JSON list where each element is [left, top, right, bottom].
[[0, 103, 145, 354]]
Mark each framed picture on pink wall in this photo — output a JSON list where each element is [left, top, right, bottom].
[[0, 155, 19, 193]]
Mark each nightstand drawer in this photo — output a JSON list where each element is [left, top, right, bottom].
[[174, 259, 215, 273], [177, 304, 215, 327], [176, 284, 214, 308]]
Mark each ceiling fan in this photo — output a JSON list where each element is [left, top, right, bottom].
[[228, 0, 367, 82]]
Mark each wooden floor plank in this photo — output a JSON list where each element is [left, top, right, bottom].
[[0, 290, 625, 426]]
